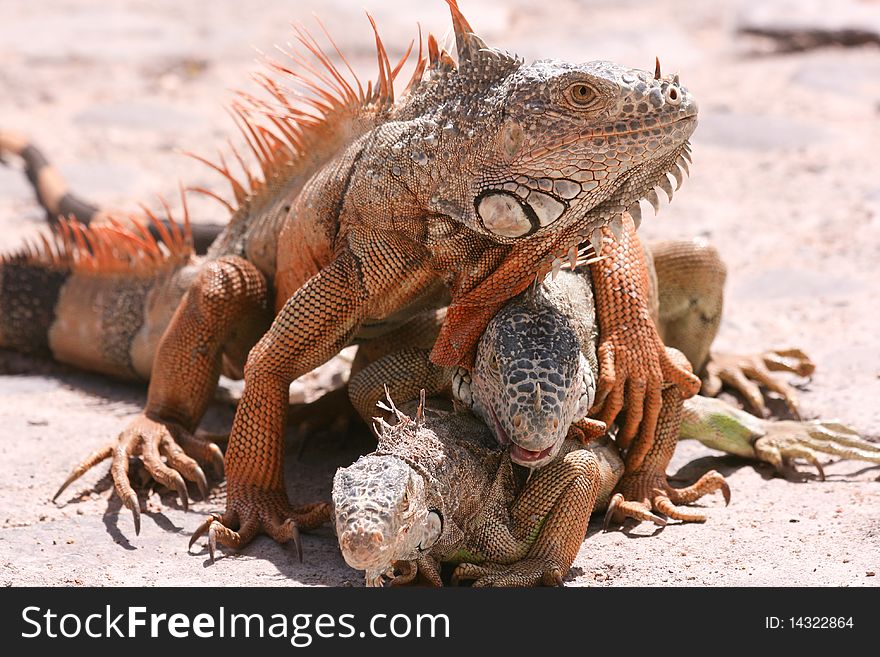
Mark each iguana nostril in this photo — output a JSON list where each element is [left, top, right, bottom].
[[513, 414, 523, 428]]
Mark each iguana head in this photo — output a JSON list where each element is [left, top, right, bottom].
[[401, 2, 697, 254], [333, 454, 442, 587], [454, 272, 595, 468], [467, 60, 696, 246]]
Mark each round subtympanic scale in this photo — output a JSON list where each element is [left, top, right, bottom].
[[527, 191, 565, 226], [477, 192, 532, 237]]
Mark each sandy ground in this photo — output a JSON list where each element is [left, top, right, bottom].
[[0, 0, 879, 587]]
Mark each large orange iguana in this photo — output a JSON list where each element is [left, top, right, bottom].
[[0, 1, 699, 554]]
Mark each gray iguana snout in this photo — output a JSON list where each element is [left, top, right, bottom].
[[332, 454, 440, 585], [468, 297, 595, 469]]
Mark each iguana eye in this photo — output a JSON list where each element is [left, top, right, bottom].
[[567, 83, 598, 107]]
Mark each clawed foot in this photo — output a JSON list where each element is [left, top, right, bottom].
[[703, 348, 815, 419], [53, 415, 225, 534], [753, 419, 880, 481], [603, 469, 730, 529], [188, 487, 331, 563], [451, 558, 566, 587]]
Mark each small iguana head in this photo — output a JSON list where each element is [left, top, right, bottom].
[[456, 293, 594, 469], [332, 455, 442, 587]]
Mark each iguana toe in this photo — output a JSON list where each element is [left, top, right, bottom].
[[703, 349, 814, 419], [604, 469, 728, 529], [752, 419, 880, 481], [188, 493, 330, 563], [52, 443, 114, 502], [451, 558, 567, 587]]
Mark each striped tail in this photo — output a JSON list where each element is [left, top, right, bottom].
[[0, 215, 194, 379], [0, 251, 70, 355], [0, 129, 223, 253]]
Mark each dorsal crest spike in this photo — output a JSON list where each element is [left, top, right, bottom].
[[405, 24, 427, 93], [366, 12, 393, 104], [390, 38, 415, 82], [654, 56, 661, 80], [438, 48, 456, 71], [177, 184, 192, 246], [444, 0, 488, 62], [427, 33, 440, 66]]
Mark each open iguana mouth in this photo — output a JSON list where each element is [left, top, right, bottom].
[[510, 443, 555, 464], [489, 407, 557, 465]]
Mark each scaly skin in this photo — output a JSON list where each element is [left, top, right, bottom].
[[333, 254, 879, 586], [2, 1, 700, 554], [333, 378, 879, 587], [350, 236, 875, 524], [332, 395, 624, 587]]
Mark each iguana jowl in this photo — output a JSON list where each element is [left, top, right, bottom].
[[1, 0, 699, 552]]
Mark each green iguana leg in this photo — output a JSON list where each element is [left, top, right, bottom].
[[605, 348, 729, 528], [54, 257, 271, 535], [191, 241, 437, 556], [650, 239, 814, 417], [681, 396, 880, 480], [452, 447, 603, 587]]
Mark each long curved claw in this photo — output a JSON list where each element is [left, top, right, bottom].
[[172, 473, 190, 512], [603, 492, 667, 530], [721, 479, 731, 506], [282, 520, 303, 563], [603, 493, 622, 531], [121, 491, 142, 536], [207, 523, 219, 563], [193, 468, 209, 500], [53, 444, 114, 502], [188, 514, 218, 552]]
